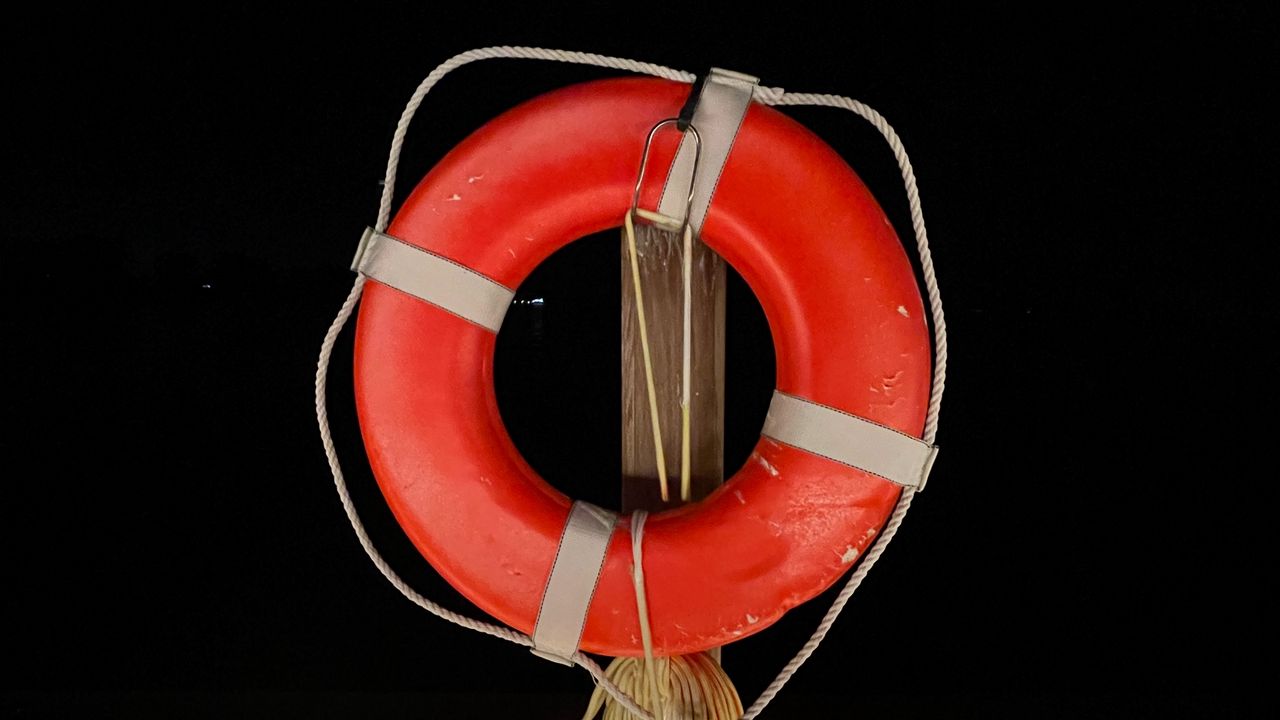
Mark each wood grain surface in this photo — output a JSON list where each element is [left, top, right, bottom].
[[621, 223, 726, 512]]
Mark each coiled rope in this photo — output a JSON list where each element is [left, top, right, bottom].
[[315, 46, 946, 720], [582, 511, 744, 719]]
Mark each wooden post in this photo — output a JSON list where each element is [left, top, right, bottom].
[[621, 230, 726, 518]]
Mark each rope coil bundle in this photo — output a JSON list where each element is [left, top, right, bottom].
[[316, 46, 946, 719], [582, 511, 744, 720]]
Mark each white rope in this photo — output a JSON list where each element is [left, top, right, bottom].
[[584, 511, 744, 720], [631, 511, 664, 718], [314, 45, 945, 720], [737, 90, 947, 719], [316, 46, 689, 720], [374, 47, 692, 234]]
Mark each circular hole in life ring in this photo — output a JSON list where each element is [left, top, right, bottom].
[[494, 228, 775, 512]]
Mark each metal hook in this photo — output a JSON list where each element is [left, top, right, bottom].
[[629, 118, 703, 233]]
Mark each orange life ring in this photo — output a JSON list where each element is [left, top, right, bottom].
[[353, 77, 931, 657]]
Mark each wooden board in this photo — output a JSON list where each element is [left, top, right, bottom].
[[621, 225, 726, 511]]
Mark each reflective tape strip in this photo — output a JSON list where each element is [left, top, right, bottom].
[[530, 501, 618, 665], [351, 227, 514, 332], [657, 68, 759, 233], [762, 390, 939, 491]]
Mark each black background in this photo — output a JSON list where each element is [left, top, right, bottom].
[[5, 6, 1275, 718]]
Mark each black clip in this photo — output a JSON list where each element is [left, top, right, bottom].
[[676, 70, 711, 132]]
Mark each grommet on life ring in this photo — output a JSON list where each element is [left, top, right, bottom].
[[352, 77, 936, 657]]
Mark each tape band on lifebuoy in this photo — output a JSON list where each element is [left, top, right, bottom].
[[531, 501, 619, 665], [352, 226, 514, 332], [761, 391, 939, 491], [657, 68, 759, 231]]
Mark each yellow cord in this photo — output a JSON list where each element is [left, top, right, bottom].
[[679, 222, 693, 503], [624, 211, 669, 502], [680, 404, 691, 503]]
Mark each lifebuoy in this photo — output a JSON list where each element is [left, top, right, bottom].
[[353, 77, 931, 657]]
